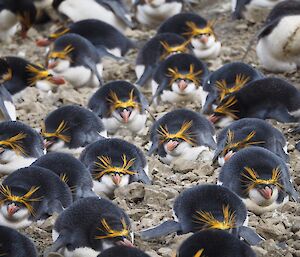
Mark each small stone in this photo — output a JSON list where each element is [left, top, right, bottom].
[[114, 183, 145, 202], [158, 247, 173, 257]]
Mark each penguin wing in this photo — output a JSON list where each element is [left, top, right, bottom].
[[131, 168, 151, 185], [212, 138, 227, 163], [0, 86, 15, 121], [150, 78, 169, 105], [82, 56, 103, 86], [232, 0, 251, 19], [238, 226, 264, 246], [257, 17, 282, 39], [281, 166, 299, 202], [196, 132, 217, 150], [96, 46, 123, 60], [135, 65, 155, 87], [137, 90, 149, 111]]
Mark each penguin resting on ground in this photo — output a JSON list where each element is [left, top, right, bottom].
[[0, 166, 72, 229], [97, 245, 150, 257], [41, 105, 106, 155], [80, 138, 151, 196], [0, 121, 44, 175], [88, 81, 148, 135], [219, 146, 299, 214], [149, 109, 216, 164]]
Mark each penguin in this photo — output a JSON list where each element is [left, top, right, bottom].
[[47, 33, 104, 88], [148, 109, 216, 164], [213, 118, 289, 166], [140, 184, 263, 245], [79, 138, 151, 196], [97, 246, 150, 257], [0, 121, 44, 175], [292, 125, 300, 151], [157, 13, 221, 59], [41, 105, 106, 155], [256, 0, 300, 72], [151, 53, 209, 105], [88, 81, 148, 135], [132, 0, 183, 27], [0, 166, 72, 229], [44, 197, 133, 257], [32, 152, 96, 201], [175, 230, 256, 257], [209, 77, 300, 128], [52, 0, 134, 31], [219, 146, 299, 215], [135, 33, 192, 88], [36, 19, 134, 59], [0, 225, 38, 257], [2, 56, 65, 95], [202, 62, 263, 114], [0, 58, 16, 121]]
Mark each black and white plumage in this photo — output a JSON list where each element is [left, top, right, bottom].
[[149, 109, 216, 164], [41, 105, 106, 155], [219, 146, 299, 214], [80, 138, 150, 196], [32, 152, 96, 201], [88, 81, 148, 135], [97, 246, 150, 257], [0, 121, 44, 175], [0, 166, 72, 229]]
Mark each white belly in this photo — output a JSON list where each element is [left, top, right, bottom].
[[0, 10, 18, 41]]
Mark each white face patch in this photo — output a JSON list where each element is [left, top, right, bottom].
[[0, 204, 32, 229], [171, 81, 197, 95], [215, 116, 234, 128], [191, 38, 221, 59], [93, 174, 130, 196]]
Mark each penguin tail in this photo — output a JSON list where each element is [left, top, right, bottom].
[[238, 226, 264, 246], [140, 220, 181, 240], [43, 235, 66, 257]]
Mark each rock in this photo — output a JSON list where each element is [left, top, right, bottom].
[[158, 247, 173, 257], [114, 183, 145, 202], [144, 186, 168, 208]]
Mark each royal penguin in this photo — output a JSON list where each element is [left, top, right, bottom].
[[32, 152, 96, 201], [157, 13, 221, 59], [149, 109, 216, 164], [0, 121, 44, 175], [0, 166, 72, 229], [47, 33, 104, 88], [213, 118, 288, 166], [52, 0, 134, 31], [293, 125, 300, 151], [141, 184, 263, 245], [209, 77, 300, 128], [219, 146, 299, 214], [175, 230, 256, 257], [79, 138, 151, 197], [97, 246, 150, 257], [88, 81, 148, 135], [2, 56, 65, 95], [133, 0, 183, 27], [202, 62, 263, 114], [135, 33, 192, 88], [44, 197, 133, 257], [36, 19, 134, 59], [151, 53, 209, 105], [41, 105, 106, 155], [256, 0, 300, 72], [0, 225, 38, 257]]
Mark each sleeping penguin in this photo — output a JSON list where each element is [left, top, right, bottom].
[[213, 118, 288, 166], [175, 230, 256, 257], [0, 225, 38, 257], [141, 184, 263, 245], [0, 166, 72, 229], [79, 138, 151, 196], [52, 0, 134, 31], [0, 121, 44, 175], [44, 197, 133, 257], [133, 0, 183, 27], [151, 53, 209, 105], [135, 33, 191, 88], [202, 62, 263, 114], [41, 105, 106, 155], [157, 13, 221, 59], [36, 19, 134, 59], [219, 146, 299, 214], [97, 246, 150, 257], [149, 109, 216, 164], [209, 77, 300, 127], [88, 81, 148, 135], [47, 33, 103, 88], [32, 152, 96, 201], [256, 0, 300, 72], [2, 56, 65, 95]]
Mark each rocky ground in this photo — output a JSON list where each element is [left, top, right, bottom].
[[1, 0, 300, 257]]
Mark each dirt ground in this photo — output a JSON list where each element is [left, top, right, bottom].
[[1, 1, 300, 257]]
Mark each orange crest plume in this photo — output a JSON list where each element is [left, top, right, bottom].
[[0, 185, 42, 216], [48, 45, 74, 60], [49, 26, 70, 39], [96, 218, 129, 239], [194, 249, 205, 257], [183, 21, 215, 39], [0, 133, 27, 155], [160, 40, 190, 60], [93, 154, 136, 180], [167, 64, 203, 86], [214, 96, 239, 119], [41, 120, 71, 143], [26, 64, 51, 86], [1, 68, 12, 83], [107, 90, 139, 112]]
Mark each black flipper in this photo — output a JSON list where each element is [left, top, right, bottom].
[[132, 168, 151, 185], [239, 226, 264, 246], [232, 0, 251, 19], [275, 141, 289, 162], [83, 57, 103, 86], [140, 220, 182, 240], [135, 66, 154, 87], [149, 78, 169, 105], [96, 46, 123, 60], [47, 200, 65, 215], [267, 106, 298, 123], [201, 93, 216, 114], [43, 235, 66, 257], [148, 141, 159, 156], [0, 86, 15, 121]]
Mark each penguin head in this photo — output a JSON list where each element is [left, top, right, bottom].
[[47, 43, 74, 73], [36, 25, 70, 47], [160, 40, 191, 60], [0, 59, 12, 84]]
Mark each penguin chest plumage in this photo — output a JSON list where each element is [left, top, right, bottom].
[[0, 10, 18, 41], [190, 37, 221, 59]]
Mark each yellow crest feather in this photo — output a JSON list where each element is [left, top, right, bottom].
[[96, 218, 129, 239], [167, 64, 203, 86], [0, 133, 27, 155], [41, 120, 71, 143]]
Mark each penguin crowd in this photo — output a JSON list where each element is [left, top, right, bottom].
[[0, 0, 299, 257]]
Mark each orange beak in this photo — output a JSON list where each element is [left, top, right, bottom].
[[112, 174, 121, 185], [259, 187, 273, 200], [43, 139, 54, 150], [200, 35, 209, 44], [36, 38, 52, 47], [120, 110, 130, 123], [48, 62, 58, 69], [117, 238, 134, 247], [208, 114, 219, 124], [166, 140, 179, 152], [7, 204, 19, 216], [48, 76, 65, 85], [178, 80, 188, 91], [224, 151, 235, 162]]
